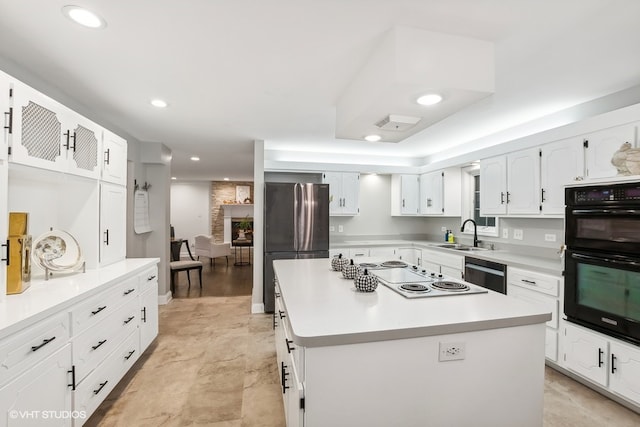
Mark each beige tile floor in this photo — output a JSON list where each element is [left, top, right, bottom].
[[85, 264, 640, 427]]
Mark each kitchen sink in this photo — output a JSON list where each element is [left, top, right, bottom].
[[434, 244, 489, 251]]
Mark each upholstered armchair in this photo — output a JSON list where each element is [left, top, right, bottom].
[[194, 235, 232, 267]]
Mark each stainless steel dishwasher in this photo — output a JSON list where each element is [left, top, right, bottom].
[[464, 256, 507, 294]]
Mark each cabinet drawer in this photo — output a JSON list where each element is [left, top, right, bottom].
[[507, 267, 560, 297], [72, 297, 140, 382], [349, 248, 369, 258], [422, 249, 463, 270], [70, 276, 139, 335], [0, 311, 70, 387], [508, 284, 558, 329], [73, 330, 139, 423], [139, 266, 158, 289]]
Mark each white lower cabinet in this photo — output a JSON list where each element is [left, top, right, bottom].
[[73, 330, 139, 424], [562, 321, 640, 406], [0, 344, 73, 426], [274, 285, 305, 427], [368, 246, 398, 259], [420, 248, 463, 279], [609, 341, 640, 403], [507, 267, 560, 362], [0, 261, 158, 427], [139, 268, 159, 351]]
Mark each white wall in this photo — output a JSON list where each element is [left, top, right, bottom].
[[330, 174, 434, 241], [170, 181, 211, 255]]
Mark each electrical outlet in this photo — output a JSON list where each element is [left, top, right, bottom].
[[338, 225, 344, 233], [513, 229, 523, 240], [545, 233, 557, 242], [441, 226, 447, 232], [439, 342, 465, 361], [329, 226, 335, 232], [502, 228, 509, 239]]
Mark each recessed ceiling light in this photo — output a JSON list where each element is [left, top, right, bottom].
[[171, 177, 177, 180], [223, 177, 230, 181], [62, 5, 106, 29], [190, 156, 200, 161], [416, 93, 443, 106], [364, 134, 382, 142], [150, 99, 168, 108]]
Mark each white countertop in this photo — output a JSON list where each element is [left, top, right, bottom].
[[274, 258, 552, 347], [0, 258, 159, 339], [332, 239, 564, 275]]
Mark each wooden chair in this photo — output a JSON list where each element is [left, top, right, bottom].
[[169, 239, 203, 293]]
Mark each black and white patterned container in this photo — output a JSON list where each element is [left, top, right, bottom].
[[354, 269, 378, 292], [342, 259, 359, 279], [331, 253, 349, 271]]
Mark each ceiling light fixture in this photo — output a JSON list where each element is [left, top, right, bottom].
[[223, 177, 230, 181], [364, 134, 382, 142], [150, 99, 168, 108], [190, 156, 200, 161], [416, 93, 443, 106], [62, 5, 106, 28], [171, 177, 177, 180]]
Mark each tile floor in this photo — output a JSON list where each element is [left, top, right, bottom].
[[85, 263, 640, 426]]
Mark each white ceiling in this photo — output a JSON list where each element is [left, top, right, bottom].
[[1, 0, 640, 181]]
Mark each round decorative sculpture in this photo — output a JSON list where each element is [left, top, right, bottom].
[[342, 259, 359, 279], [331, 253, 349, 271], [354, 268, 378, 292], [32, 230, 84, 272]]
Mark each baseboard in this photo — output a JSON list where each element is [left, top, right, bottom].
[[158, 291, 172, 305], [251, 302, 265, 314]]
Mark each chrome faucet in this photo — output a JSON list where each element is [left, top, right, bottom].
[[461, 219, 479, 247]]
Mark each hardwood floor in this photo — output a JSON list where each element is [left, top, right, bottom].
[[85, 258, 640, 426]]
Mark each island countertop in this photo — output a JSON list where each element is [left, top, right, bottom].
[[273, 258, 552, 347]]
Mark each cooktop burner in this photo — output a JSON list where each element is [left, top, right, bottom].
[[380, 260, 408, 268], [431, 281, 470, 292], [358, 262, 379, 268], [399, 283, 430, 293]]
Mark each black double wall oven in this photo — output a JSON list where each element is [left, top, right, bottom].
[[565, 182, 640, 344]]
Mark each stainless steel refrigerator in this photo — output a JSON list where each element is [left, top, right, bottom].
[[264, 182, 329, 312]]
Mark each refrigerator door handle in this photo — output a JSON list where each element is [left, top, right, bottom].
[[293, 183, 300, 251]]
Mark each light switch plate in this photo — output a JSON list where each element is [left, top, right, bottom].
[[338, 225, 344, 233], [513, 229, 523, 240], [545, 233, 557, 242]]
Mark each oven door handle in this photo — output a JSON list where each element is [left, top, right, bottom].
[[571, 209, 640, 215], [572, 252, 640, 267]]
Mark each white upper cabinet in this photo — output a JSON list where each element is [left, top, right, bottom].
[[419, 171, 443, 215], [9, 79, 101, 179], [102, 129, 128, 186], [391, 174, 419, 215], [322, 172, 360, 216], [100, 183, 127, 266], [0, 71, 9, 161], [584, 123, 637, 179], [419, 168, 462, 216], [480, 155, 508, 215], [540, 138, 585, 215], [506, 148, 541, 214], [481, 149, 540, 216]]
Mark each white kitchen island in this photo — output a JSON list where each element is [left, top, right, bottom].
[[273, 258, 552, 427]]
